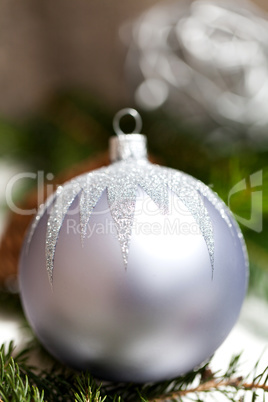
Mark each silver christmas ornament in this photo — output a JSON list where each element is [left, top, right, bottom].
[[125, 0, 268, 146], [19, 109, 248, 383]]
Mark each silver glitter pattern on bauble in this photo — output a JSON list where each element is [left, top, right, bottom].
[[26, 129, 236, 285], [26, 192, 56, 255], [27, 161, 221, 285]]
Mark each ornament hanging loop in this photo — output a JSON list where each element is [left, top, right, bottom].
[[110, 108, 147, 162], [113, 108, 142, 136]]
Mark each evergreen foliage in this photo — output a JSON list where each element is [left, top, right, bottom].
[[1, 340, 268, 401]]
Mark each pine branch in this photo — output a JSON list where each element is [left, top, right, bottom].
[[146, 377, 268, 401], [73, 375, 107, 402], [1, 339, 268, 401]]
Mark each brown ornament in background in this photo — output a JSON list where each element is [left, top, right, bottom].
[[0, 152, 110, 289]]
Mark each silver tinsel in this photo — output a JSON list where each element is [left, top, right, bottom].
[[125, 0, 268, 145]]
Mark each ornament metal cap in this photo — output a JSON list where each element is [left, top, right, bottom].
[[110, 108, 147, 162]]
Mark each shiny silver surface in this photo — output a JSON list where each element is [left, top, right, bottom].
[[109, 134, 147, 162], [113, 108, 143, 136]]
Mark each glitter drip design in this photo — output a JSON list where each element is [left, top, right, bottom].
[[26, 157, 223, 285], [26, 108, 235, 285]]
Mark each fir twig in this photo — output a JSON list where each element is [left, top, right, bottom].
[[1, 341, 268, 401], [146, 377, 268, 401]]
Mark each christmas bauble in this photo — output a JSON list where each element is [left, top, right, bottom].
[[19, 109, 248, 383]]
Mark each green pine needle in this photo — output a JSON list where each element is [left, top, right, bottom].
[[1, 341, 268, 401]]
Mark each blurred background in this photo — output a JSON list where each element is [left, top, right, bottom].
[[1, 0, 268, 378]]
